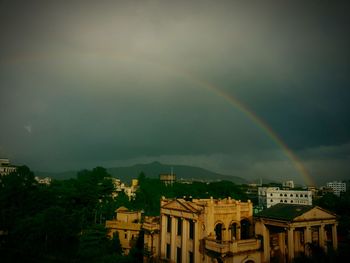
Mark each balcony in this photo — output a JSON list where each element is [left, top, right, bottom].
[[204, 238, 261, 256]]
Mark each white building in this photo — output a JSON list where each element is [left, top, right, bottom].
[[326, 181, 346, 196], [0, 158, 17, 176], [282, 180, 295, 189], [258, 187, 312, 208], [35, 176, 52, 185], [108, 177, 138, 200]]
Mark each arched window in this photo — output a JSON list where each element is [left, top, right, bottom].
[[215, 223, 223, 241], [230, 223, 237, 240], [241, 219, 251, 239]]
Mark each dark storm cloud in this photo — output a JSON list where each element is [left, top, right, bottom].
[[0, 0, 349, 184]]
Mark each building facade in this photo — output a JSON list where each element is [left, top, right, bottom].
[[143, 216, 161, 262], [282, 181, 294, 189], [0, 158, 17, 176], [105, 207, 142, 255], [255, 204, 338, 263], [326, 181, 346, 196], [159, 197, 261, 263], [258, 187, 312, 208]]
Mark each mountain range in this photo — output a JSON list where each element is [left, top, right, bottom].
[[35, 161, 248, 184]]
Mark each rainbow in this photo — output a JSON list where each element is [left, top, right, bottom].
[[3, 51, 315, 186], [175, 69, 314, 186]]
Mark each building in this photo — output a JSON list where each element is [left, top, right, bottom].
[[160, 173, 176, 186], [255, 204, 338, 263], [326, 181, 346, 196], [108, 178, 138, 200], [158, 197, 261, 263], [0, 158, 17, 176], [105, 207, 142, 255], [258, 187, 312, 208], [35, 176, 52, 185], [143, 216, 161, 262], [282, 180, 294, 189]]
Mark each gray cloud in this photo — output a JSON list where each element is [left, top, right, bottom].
[[0, 0, 349, 184]]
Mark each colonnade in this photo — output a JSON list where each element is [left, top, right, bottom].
[[160, 215, 198, 263], [261, 223, 338, 263]]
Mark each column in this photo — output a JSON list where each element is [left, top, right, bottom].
[[237, 224, 241, 241], [304, 226, 312, 256], [161, 214, 167, 259], [287, 227, 295, 262], [194, 221, 200, 263], [171, 216, 177, 262], [262, 224, 270, 263], [319, 224, 325, 250], [332, 224, 338, 250], [278, 232, 286, 260], [182, 219, 188, 263]]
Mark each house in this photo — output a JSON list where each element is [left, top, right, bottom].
[[255, 204, 338, 263]]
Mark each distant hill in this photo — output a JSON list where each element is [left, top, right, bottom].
[[35, 161, 248, 184]]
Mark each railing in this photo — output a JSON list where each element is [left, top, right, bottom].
[[105, 220, 142, 231], [204, 238, 261, 255]]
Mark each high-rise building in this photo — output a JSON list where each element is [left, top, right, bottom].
[[326, 181, 346, 196]]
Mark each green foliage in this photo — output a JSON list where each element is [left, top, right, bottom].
[[0, 167, 247, 262], [130, 173, 248, 216]]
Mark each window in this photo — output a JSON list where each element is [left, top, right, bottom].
[[296, 194, 298, 197], [189, 220, 194, 239], [270, 199, 273, 202], [177, 218, 182, 236], [177, 247, 182, 263], [284, 200, 287, 203], [189, 252, 194, 263], [284, 194, 287, 197], [166, 244, 171, 259], [270, 193, 273, 196], [291, 200, 293, 203], [167, 216, 171, 233], [280, 200, 283, 202], [290, 194, 293, 197], [280, 193, 283, 197]]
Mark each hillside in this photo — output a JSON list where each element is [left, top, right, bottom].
[[36, 161, 248, 184]]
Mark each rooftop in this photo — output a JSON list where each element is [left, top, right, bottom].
[[255, 204, 313, 221]]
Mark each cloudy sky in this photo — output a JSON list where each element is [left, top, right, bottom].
[[1, 0, 349, 185]]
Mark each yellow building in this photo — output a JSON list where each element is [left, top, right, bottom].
[[255, 204, 338, 263], [143, 216, 161, 262], [105, 207, 142, 255], [159, 197, 261, 263]]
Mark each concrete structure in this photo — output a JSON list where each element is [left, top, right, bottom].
[[0, 158, 17, 176], [255, 204, 338, 263], [35, 176, 52, 185], [143, 216, 161, 262], [108, 177, 138, 200], [258, 187, 312, 208], [105, 207, 142, 255], [326, 181, 346, 196], [159, 197, 261, 263], [282, 180, 294, 189], [160, 173, 176, 186]]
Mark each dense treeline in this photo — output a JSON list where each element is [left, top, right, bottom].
[[0, 165, 246, 262]]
